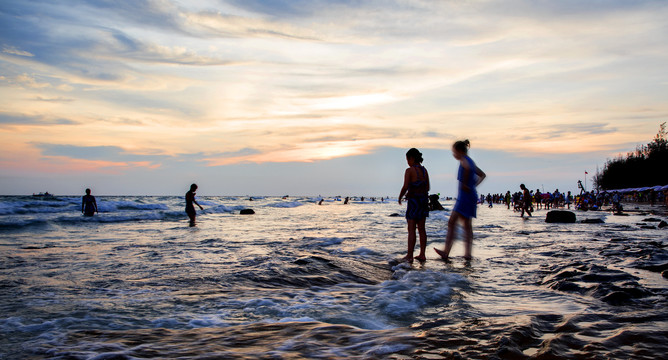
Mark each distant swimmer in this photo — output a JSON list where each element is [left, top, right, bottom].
[[185, 184, 204, 227], [435, 140, 486, 261], [398, 148, 430, 263], [344, 197, 349, 204], [520, 184, 532, 218], [81, 188, 98, 216]]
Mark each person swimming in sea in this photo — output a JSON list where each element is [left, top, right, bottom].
[[81, 188, 98, 216], [435, 140, 486, 261], [398, 148, 430, 262], [185, 184, 204, 227]]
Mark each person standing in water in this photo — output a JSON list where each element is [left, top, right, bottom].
[[185, 184, 204, 226], [81, 188, 98, 216], [435, 140, 486, 261], [520, 184, 533, 217], [398, 148, 430, 262]]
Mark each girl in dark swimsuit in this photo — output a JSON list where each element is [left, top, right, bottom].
[[398, 148, 430, 262], [185, 184, 204, 226]]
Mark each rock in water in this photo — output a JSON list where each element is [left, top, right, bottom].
[[240, 209, 255, 215], [545, 210, 576, 223], [659, 221, 667, 229], [581, 218, 605, 224]]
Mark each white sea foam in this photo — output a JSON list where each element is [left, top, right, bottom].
[[268, 201, 304, 208], [371, 270, 464, 319], [188, 315, 229, 328], [350, 247, 381, 256], [300, 237, 345, 247]]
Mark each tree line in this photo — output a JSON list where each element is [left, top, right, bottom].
[[595, 122, 667, 190]]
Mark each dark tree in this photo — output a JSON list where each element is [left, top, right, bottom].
[[595, 122, 667, 190]]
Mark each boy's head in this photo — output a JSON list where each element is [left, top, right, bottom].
[[190, 183, 198, 191]]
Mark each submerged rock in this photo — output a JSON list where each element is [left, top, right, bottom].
[[659, 221, 667, 229], [389, 213, 401, 217], [581, 218, 605, 224], [240, 209, 255, 215], [642, 218, 662, 222], [545, 210, 576, 223]]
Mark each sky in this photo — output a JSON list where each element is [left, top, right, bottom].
[[1, 0, 667, 196]]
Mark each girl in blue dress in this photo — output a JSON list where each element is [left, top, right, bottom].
[[435, 140, 486, 260], [398, 148, 430, 262]]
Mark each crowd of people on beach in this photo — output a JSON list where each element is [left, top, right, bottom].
[[75, 138, 665, 263], [479, 186, 668, 215]]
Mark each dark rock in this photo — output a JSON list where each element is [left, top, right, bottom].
[[601, 291, 632, 305], [545, 210, 576, 223], [640, 225, 656, 229], [659, 221, 667, 229], [663, 270, 668, 279], [428, 194, 445, 211], [581, 218, 605, 224], [389, 213, 401, 217], [642, 218, 662, 222], [613, 212, 629, 216], [239, 209, 255, 215]]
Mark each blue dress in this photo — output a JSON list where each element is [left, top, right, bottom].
[[453, 155, 478, 219], [406, 165, 429, 220]]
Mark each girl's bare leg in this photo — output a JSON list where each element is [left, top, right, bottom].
[[435, 211, 460, 260], [463, 218, 473, 259], [404, 219, 416, 262], [415, 218, 427, 261]]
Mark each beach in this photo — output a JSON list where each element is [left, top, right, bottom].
[[0, 196, 666, 359]]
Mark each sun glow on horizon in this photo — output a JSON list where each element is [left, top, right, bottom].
[[1, 0, 667, 194]]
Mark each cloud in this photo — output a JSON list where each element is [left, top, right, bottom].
[[35, 143, 168, 165], [1, 0, 667, 194], [0, 113, 78, 125], [33, 96, 75, 102], [2, 45, 33, 57]]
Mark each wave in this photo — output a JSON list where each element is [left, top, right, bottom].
[[201, 204, 245, 213], [98, 200, 169, 212], [268, 201, 304, 208]]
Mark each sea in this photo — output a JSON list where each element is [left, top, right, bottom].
[[0, 195, 666, 359]]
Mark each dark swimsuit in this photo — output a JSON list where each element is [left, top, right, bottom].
[[406, 165, 429, 220], [185, 192, 196, 217], [82, 195, 96, 216]]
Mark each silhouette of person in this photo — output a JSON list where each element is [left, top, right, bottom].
[[435, 140, 486, 261], [185, 184, 204, 226], [520, 184, 533, 217], [398, 148, 430, 262], [82, 188, 98, 216]]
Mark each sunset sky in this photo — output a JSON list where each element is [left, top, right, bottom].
[[1, 0, 667, 196]]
